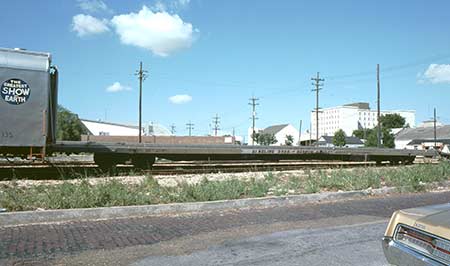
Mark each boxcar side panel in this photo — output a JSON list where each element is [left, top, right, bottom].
[[0, 67, 49, 147]]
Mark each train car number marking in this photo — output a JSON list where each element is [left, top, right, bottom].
[[1, 131, 13, 138]]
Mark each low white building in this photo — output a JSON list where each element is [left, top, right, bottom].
[[299, 130, 314, 145], [81, 119, 171, 136], [405, 139, 450, 152], [310, 102, 415, 139], [248, 124, 299, 146], [395, 123, 450, 150]]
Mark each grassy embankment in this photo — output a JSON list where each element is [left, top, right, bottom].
[[1, 162, 450, 211]]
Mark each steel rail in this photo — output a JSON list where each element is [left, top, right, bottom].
[[0, 160, 414, 180]]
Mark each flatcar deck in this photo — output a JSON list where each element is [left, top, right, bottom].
[[48, 141, 437, 164]]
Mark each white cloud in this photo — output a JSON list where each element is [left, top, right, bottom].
[[111, 6, 197, 56], [106, 82, 132, 92], [172, 0, 191, 9], [169, 94, 192, 104], [152, 1, 167, 12], [152, 0, 190, 12], [422, 64, 450, 84], [72, 14, 109, 37], [77, 0, 112, 13]]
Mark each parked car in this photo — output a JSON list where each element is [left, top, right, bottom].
[[382, 203, 450, 265]]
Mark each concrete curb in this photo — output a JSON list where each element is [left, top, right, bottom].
[[0, 186, 401, 227]]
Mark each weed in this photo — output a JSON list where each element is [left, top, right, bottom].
[[1, 163, 450, 211]]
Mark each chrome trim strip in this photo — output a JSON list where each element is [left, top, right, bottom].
[[393, 224, 450, 265], [382, 236, 444, 266]]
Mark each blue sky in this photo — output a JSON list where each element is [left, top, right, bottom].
[[1, 0, 449, 138]]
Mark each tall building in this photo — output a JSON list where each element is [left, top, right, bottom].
[[310, 102, 415, 139]]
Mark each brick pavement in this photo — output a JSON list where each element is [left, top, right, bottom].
[[1, 191, 450, 260]]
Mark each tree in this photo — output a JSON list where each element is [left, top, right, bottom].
[[352, 129, 365, 139], [381, 128, 395, 148], [252, 132, 277, 145], [364, 129, 378, 147], [333, 129, 346, 147], [380, 114, 406, 129], [284, 135, 294, 146], [363, 128, 395, 148], [251, 132, 259, 144], [56, 105, 88, 141], [352, 114, 404, 149]]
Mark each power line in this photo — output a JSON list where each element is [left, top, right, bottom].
[[327, 53, 450, 80], [212, 114, 220, 136], [248, 96, 259, 145], [311, 72, 324, 143], [186, 121, 194, 136], [135, 62, 148, 143], [194, 85, 299, 131], [221, 118, 250, 134]]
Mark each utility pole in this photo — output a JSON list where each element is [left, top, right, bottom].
[[311, 72, 324, 144], [186, 121, 194, 136], [135, 62, 148, 143], [309, 122, 312, 146], [377, 64, 382, 148], [212, 114, 220, 136], [232, 127, 236, 144], [298, 120, 302, 146], [249, 97, 259, 145], [434, 108, 437, 149], [170, 124, 176, 135]]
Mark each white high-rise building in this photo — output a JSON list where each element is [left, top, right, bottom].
[[310, 102, 415, 139]]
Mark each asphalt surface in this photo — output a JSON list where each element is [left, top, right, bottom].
[[132, 221, 389, 266], [2, 191, 450, 265]]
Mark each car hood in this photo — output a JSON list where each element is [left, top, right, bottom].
[[385, 203, 450, 239]]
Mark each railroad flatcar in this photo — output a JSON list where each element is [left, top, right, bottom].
[[0, 48, 437, 170]]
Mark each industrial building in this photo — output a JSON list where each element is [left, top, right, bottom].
[[310, 102, 415, 138], [80, 119, 238, 145], [394, 121, 450, 152], [80, 119, 171, 136]]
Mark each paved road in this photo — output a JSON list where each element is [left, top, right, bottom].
[[2, 191, 450, 265], [133, 221, 389, 266]]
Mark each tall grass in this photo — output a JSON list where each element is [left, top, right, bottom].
[[0, 174, 278, 211], [1, 162, 449, 211]]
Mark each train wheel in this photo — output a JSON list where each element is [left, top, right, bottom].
[[131, 155, 155, 170], [406, 158, 415, 165], [94, 154, 118, 173], [389, 160, 400, 166]]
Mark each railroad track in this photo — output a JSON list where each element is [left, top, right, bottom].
[[148, 161, 387, 175], [0, 160, 404, 180]]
